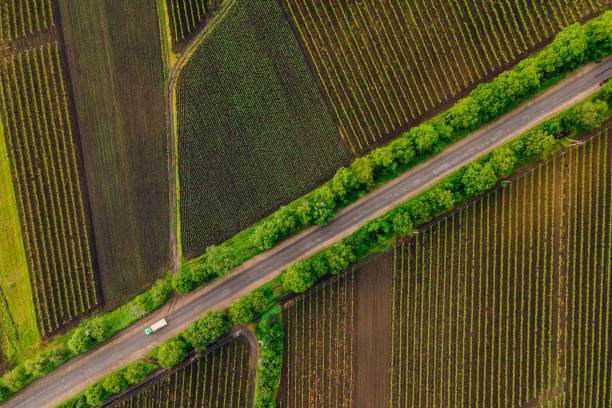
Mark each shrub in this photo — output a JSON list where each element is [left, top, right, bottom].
[[390, 136, 416, 167], [24, 353, 51, 377], [158, 338, 188, 369], [150, 277, 172, 307], [329, 166, 358, 200], [85, 382, 107, 406], [2, 366, 28, 392], [349, 156, 374, 187], [391, 209, 413, 235], [229, 291, 269, 325], [47, 344, 69, 365], [427, 188, 455, 212], [124, 362, 148, 385], [253, 316, 284, 408], [88, 317, 107, 342], [408, 198, 432, 225], [102, 371, 127, 394], [173, 268, 195, 294], [370, 144, 397, 174], [183, 311, 229, 350], [205, 245, 239, 277], [585, 10, 612, 59], [305, 186, 336, 225], [56, 394, 87, 408], [68, 327, 94, 354], [323, 242, 355, 275], [0, 383, 9, 401], [448, 96, 480, 130]]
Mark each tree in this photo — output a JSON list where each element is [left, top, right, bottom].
[[349, 156, 374, 187], [540, 23, 587, 74], [151, 277, 172, 307], [448, 96, 480, 130], [585, 10, 612, 59], [410, 124, 439, 154], [191, 261, 215, 285], [564, 99, 608, 131], [205, 245, 239, 277], [370, 145, 397, 174], [24, 354, 51, 377], [250, 221, 279, 251], [427, 188, 455, 212], [282, 260, 316, 293], [173, 268, 195, 294], [229, 291, 269, 325], [123, 362, 148, 385], [307, 186, 336, 225], [183, 311, 229, 350], [524, 129, 556, 157], [329, 167, 358, 200], [408, 198, 432, 225], [489, 146, 517, 177], [432, 117, 454, 141], [2, 366, 28, 392], [324, 242, 355, 275], [541, 118, 564, 136], [390, 136, 416, 166], [56, 394, 88, 408], [157, 338, 187, 369], [461, 162, 497, 197], [68, 326, 94, 354], [85, 382, 107, 406], [391, 209, 413, 235], [88, 317, 107, 342], [103, 371, 127, 394]]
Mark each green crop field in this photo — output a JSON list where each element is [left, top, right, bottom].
[[278, 124, 611, 406], [176, 0, 349, 259], [109, 336, 253, 407], [280, 0, 606, 153], [57, 0, 170, 308], [0, 1, 99, 338], [0, 116, 38, 372], [166, 0, 224, 50]]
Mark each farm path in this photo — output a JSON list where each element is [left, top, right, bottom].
[[3, 56, 611, 408], [166, 0, 237, 275]]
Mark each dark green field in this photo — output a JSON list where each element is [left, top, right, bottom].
[[57, 0, 170, 307], [176, 0, 349, 260]]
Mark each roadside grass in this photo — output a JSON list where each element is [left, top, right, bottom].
[[0, 119, 38, 367]]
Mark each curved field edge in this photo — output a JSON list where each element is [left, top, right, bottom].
[[175, 0, 349, 259], [0, 117, 38, 371]]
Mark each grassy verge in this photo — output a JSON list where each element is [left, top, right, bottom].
[[0, 118, 38, 367]]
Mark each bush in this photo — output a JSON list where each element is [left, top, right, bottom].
[[411, 124, 439, 154], [229, 291, 269, 325], [24, 353, 51, 377], [391, 208, 413, 235], [2, 366, 28, 392], [407, 198, 432, 225], [585, 10, 612, 59], [390, 136, 416, 167], [349, 156, 374, 187], [183, 311, 229, 350], [524, 129, 556, 157], [301, 186, 336, 225], [102, 371, 127, 394], [85, 382, 107, 406], [56, 394, 88, 408], [88, 318, 107, 342], [323, 242, 355, 275], [205, 245, 239, 277], [173, 268, 195, 294], [253, 316, 284, 408], [150, 277, 172, 307], [329, 167, 358, 200], [158, 338, 188, 369], [370, 144, 397, 175], [68, 327, 94, 354], [124, 362, 148, 385], [427, 188, 455, 212], [448, 96, 480, 130], [0, 383, 9, 401]]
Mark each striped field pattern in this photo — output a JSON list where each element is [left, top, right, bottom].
[[388, 126, 611, 407], [281, 0, 606, 153]]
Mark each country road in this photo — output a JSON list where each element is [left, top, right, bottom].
[[3, 56, 611, 408]]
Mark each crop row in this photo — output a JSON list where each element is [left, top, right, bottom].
[[0, 0, 54, 41], [387, 126, 610, 407], [0, 43, 98, 337], [110, 337, 252, 407], [277, 272, 354, 407], [280, 0, 603, 153], [166, 0, 223, 47]]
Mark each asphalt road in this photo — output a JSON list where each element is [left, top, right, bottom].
[[4, 56, 611, 408]]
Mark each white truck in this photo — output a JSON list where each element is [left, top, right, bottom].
[[144, 318, 167, 335]]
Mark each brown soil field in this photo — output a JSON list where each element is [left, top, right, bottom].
[[56, 0, 170, 308]]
